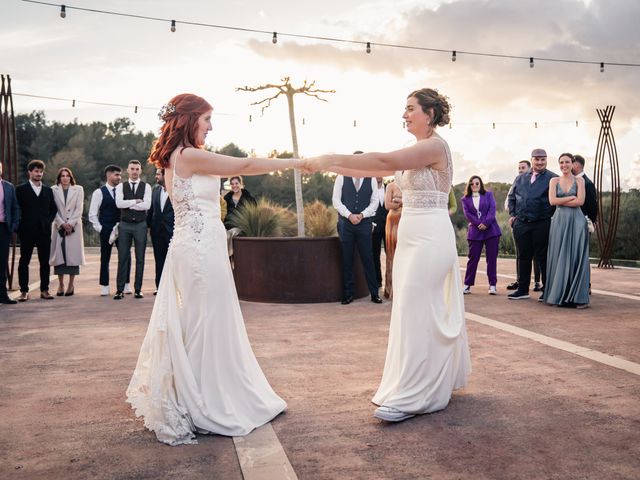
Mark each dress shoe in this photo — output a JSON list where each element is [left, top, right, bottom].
[[113, 291, 125, 300], [64, 288, 74, 297], [123, 283, 133, 294], [533, 282, 543, 292], [40, 291, 54, 300], [134, 291, 144, 299], [18, 292, 29, 302], [507, 291, 530, 300], [341, 296, 353, 305], [0, 296, 18, 305], [371, 295, 383, 304], [56, 288, 65, 296], [374, 405, 415, 422], [153, 290, 158, 296], [506, 281, 519, 290], [100, 285, 110, 296]]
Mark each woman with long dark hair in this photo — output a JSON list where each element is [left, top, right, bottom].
[[461, 175, 501, 295], [126, 93, 299, 445]]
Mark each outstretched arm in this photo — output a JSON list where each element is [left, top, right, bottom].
[[179, 147, 300, 177], [305, 137, 447, 176]]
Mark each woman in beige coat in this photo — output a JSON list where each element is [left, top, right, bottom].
[[50, 168, 85, 296]]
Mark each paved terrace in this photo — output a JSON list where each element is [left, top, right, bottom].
[[1, 252, 639, 479]]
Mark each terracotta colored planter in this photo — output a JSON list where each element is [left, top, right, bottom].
[[232, 236, 370, 303]]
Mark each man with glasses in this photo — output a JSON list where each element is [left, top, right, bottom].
[[507, 149, 557, 300]]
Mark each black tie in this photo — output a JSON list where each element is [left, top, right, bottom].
[[131, 182, 137, 194], [112, 187, 116, 199]]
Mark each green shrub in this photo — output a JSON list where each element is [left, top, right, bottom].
[[229, 198, 288, 237]]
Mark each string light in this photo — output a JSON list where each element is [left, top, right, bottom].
[[19, 1, 640, 71], [249, 114, 252, 122], [451, 50, 456, 62], [72, 99, 75, 107], [353, 120, 357, 127], [492, 122, 495, 129], [600, 62, 605, 73], [134, 106, 138, 113], [59, 4, 66, 18], [366, 42, 371, 54], [534, 121, 538, 128], [170, 20, 176, 32]]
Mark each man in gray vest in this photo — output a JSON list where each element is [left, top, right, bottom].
[[114, 160, 151, 300], [332, 161, 382, 305]]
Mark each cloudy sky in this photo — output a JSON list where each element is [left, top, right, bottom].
[[2, 0, 640, 187]]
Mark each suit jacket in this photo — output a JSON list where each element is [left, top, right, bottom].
[[581, 174, 598, 223], [462, 191, 502, 241], [50, 185, 85, 267], [16, 182, 57, 238], [1, 179, 20, 233], [147, 186, 175, 239]]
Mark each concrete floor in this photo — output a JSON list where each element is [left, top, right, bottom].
[[1, 252, 639, 479]]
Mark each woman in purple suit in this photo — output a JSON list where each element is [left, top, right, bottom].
[[461, 176, 502, 295]]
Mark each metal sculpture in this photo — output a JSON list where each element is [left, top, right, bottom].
[[0, 74, 19, 288], [593, 106, 620, 268]]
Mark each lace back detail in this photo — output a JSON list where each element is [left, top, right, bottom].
[[396, 137, 453, 209], [172, 175, 205, 239]]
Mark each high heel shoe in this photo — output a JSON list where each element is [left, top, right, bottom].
[[56, 289, 65, 296], [64, 288, 74, 297]]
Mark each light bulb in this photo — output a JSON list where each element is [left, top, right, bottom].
[[60, 5, 66, 18], [451, 50, 456, 62], [600, 62, 604, 73], [171, 20, 176, 32], [529, 57, 534, 68], [366, 42, 371, 54], [272, 32, 278, 44]]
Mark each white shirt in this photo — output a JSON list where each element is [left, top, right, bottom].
[[332, 176, 379, 219], [160, 187, 169, 211], [29, 180, 42, 197], [377, 184, 385, 208], [115, 180, 151, 211], [576, 171, 585, 178], [88, 184, 118, 233]]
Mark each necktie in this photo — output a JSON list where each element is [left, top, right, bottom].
[[131, 182, 137, 194], [530, 173, 538, 184], [112, 187, 116, 199]]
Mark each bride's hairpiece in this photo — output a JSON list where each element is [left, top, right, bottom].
[[158, 102, 177, 121]]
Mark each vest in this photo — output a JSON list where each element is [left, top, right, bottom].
[[341, 177, 373, 216], [98, 185, 119, 228], [120, 181, 147, 223]]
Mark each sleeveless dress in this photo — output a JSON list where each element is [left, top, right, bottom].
[[383, 205, 401, 299], [543, 179, 590, 306], [126, 156, 286, 446], [372, 138, 472, 414]]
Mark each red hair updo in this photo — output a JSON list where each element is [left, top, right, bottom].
[[149, 93, 213, 169]]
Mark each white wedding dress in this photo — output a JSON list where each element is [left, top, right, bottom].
[[372, 136, 471, 414], [126, 154, 286, 446]]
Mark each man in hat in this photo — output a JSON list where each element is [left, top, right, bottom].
[[507, 148, 558, 300]]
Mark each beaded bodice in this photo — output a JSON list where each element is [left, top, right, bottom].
[[395, 137, 453, 209], [171, 172, 221, 241]]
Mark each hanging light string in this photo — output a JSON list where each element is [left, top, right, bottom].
[[20, 0, 640, 70]]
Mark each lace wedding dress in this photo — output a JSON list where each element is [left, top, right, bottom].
[[126, 155, 286, 446], [372, 136, 471, 414]]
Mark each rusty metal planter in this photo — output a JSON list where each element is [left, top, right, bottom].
[[232, 237, 369, 303]]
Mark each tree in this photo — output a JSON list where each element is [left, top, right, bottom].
[[237, 78, 335, 236]]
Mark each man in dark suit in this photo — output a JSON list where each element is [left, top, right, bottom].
[[332, 167, 382, 305], [16, 159, 57, 301], [572, 155, 598, 224], [371, 177, 387, 288], [507, 148, 558, 301], [0, 162, 20, 304], [147, 168, 174, 294]]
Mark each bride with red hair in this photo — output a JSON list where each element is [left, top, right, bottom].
[[127, 93, 299, 445]]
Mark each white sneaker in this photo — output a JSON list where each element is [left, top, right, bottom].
[[488, 286, 497, 295], [123, 284, 133, 294], [100, 285, 110, 296], [463, 285, 471, 294]]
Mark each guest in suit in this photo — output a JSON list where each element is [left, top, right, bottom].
[[571, 155, 598, 224], [16, 159, 57, 301], [371, 177, 387, 288], [114, 159, 151, 300], [223, 176, 256, 229], [383, 180, 402, 299], [507, 148, 558, 300], [0, 162, 20, 304], [461, 176, 502, 295], [89, 165, 131, 296], [332, 166, 382, 304], [505, 160, 542, 292], [147, 168, 174, 293], [50, 168, 85, 296]]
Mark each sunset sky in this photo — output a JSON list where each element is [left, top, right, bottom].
[[2, 0, 640, 188]]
